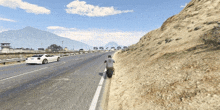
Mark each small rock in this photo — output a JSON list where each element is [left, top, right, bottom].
[[176, 38, 182, 41], [158, 41, 163, 45], [165, 38, 173, 43], [205, 21, 218, 25], [194, 26, 203, 31], [213, 94, 218, 97], [188, 29, 193, 32], [207, 94, 211, 97]]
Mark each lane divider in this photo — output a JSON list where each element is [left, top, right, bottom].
[[0, 67, 48, 81], [89, 68, 106, 110]]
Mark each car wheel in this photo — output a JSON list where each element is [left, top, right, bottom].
[[57, 57, 60, 62], [42, 60, 45, 64], [42, 59, 48, 64]]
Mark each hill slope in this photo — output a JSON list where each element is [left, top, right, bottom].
[[0, 26, 91, 50], [108, 0, 220, 109]]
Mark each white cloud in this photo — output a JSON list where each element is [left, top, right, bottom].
[[65, 0, 133, 17], [0, 17, 16, 22], [47, 26, 76, 30], [0, 0, 50, 14], [0, 26, 9, 33], [47, 26, 146, 46], [180, 3, 187, 8]]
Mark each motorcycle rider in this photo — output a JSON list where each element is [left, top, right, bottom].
[[104, 55, 115, 77]]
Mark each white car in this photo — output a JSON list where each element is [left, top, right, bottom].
[[26, 54, 60, 64], [110, 49, 115, 51]]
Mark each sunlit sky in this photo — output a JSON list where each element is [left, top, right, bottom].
[[0, 0, 191, 46]]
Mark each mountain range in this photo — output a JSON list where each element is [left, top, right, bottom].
[[104, 41, 126, 49], [0, 26, 92, 50], [105, 42, 119, 48]]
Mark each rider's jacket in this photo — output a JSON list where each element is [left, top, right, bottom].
[[105, 58, 115, 69]]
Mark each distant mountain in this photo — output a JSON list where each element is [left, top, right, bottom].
[[104, 42, 126, 49], [105, 42, 119, 48], [0, 26, 91, 50]]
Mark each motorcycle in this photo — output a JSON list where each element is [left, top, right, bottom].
[[106, 68, 114, 78]]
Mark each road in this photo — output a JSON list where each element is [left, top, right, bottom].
[[0, 52, 114, 110]]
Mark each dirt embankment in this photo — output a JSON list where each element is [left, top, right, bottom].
[[107, 0, 220, 109]]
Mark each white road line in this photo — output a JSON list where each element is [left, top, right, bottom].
[[0, 67, 48, 81], [89, 68, 106, 110]]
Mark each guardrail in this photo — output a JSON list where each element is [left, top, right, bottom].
[[0, 58, 26, 65], [0, 50, 111, 65]]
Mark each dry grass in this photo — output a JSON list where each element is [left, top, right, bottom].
[[109, 46, 220, 110]]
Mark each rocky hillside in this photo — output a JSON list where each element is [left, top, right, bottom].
[[108, 0, 220, 109]]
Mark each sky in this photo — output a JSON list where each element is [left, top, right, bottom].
[[0, 0, 191, 47]]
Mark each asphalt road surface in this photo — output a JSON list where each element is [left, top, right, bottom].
[[0, 52, 114, 110]]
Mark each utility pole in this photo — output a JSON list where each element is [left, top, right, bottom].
[[62, 41, 63, 51]]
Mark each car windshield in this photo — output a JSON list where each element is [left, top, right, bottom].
[[32, 55, 43, 57]]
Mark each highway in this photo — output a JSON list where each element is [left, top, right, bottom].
[[0, 52, 114, 110]]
